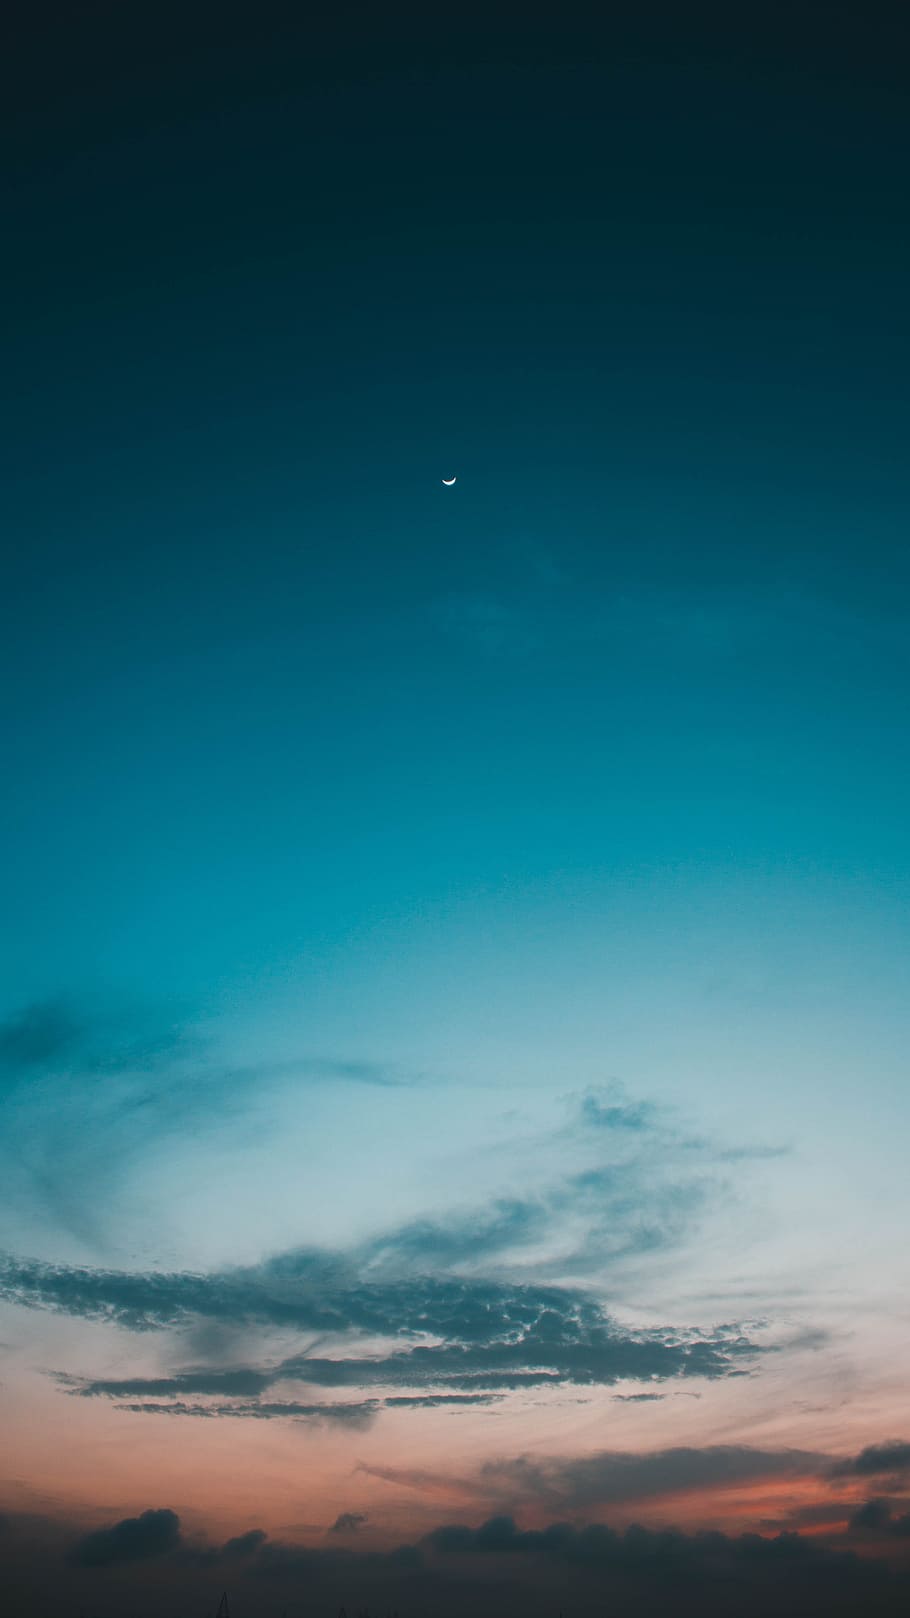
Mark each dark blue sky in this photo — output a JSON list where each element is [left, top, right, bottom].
[[3, 5, 909, 1007]]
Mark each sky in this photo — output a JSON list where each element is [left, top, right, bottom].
[[2, 3, 910, 1614]]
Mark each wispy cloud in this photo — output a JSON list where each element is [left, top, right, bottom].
[[478, 1445, 828, 1511], [0, 997, 422, 1248]]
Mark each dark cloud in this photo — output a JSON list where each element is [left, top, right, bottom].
[[833, 1441, 910, 1478], [761, 1503, 855, 1531], [67, 1509, 181, 1567], [220, 1528, 268, 1559], [424, 1512, 874, 1589], [848, 1501, 910, 1538], [2, 1249, 761, 1414], [62, 1369, 274, 1397], [114, 1399, 380, 1427], [7, 1502, 910, 1618], [480, 1446, 827, 1511], [384, 1394, 504, 1408], [330, 1513, 368, 1535]]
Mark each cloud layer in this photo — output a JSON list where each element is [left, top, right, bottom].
[[5, 1498, 909, 1618], [0, 1245, 761, 1421]]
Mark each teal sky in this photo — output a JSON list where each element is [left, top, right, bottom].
[[2, 7, 910, 1616]]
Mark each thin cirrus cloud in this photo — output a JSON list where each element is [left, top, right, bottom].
[[0, 996, 423, 1247], [0, 995, 783, 1283], [0, 998, 415, 1098]]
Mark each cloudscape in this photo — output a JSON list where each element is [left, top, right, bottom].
[[2, 4, 910, 1615]]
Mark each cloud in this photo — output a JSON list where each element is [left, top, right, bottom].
[[479, 1445, 827, 1511], [329, 1513, 368, 1535], [761, 1503, 855, 1531], [384, 1394, 504, 1408], [832, 1441, 910, 1477], [848, 1500, 910, 1538], [612, 1391, 665, 1402], [578, 1093, 657, 1132], [423, 1513, 874, 1589], [0, 1001, 761, 1299], [0, 997, 419, 1242], [361, 1445, 832, 1518], [113, 1398, 381, 1427], [220, 1528, 269, 1558], [0, 998, 191, 1081], [31, 1254, 759, 1409], [361, 1197, 550, 1268], [8, 1501, 910, 1618], [102, 1392, 508, 1427], [0, 1054, 784, 1436], [67, 1508, 181, 1567]]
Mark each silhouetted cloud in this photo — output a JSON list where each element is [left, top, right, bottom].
[[330, 1513, 368, 1534], [848, 1500, 910, 1538], [479, 1445, 827, 1510], [220, 1528, 268, 1558], [424, 1512, 874, 1587], [760, 1503, 854, 1531], [8, 1499, 910, 1618], [833, 1440, 910, 1477], [67, 1509, 181, 1567]]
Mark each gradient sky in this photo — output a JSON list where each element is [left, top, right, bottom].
[[2, 5, 910, 1615]]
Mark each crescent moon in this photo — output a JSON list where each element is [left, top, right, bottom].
[[441, 476, 457, 485]]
